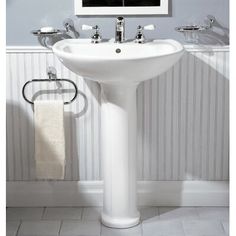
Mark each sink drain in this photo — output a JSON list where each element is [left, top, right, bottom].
[[115, 48, 121, 53]]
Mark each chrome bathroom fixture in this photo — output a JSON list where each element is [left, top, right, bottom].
[[31, 26, 67, 49], [81, 17, 155, 44], [32, 27, 66, 49], [82, 24, 102, 43], [32, 27, 66, 37], [63, 18, 80, 38], [32, 18, 79, 48], [135, 24, 156, 43], [175, 15, 216, 43], [22, 67, 78, 105], [115, 16, 125, 43], [63, 18, 74, 33]]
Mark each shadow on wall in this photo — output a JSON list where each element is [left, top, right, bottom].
[[198, 19, 229, 45], [6, 0, 13, 5], [136, 50, 229, 183], [138, 49, 229, 204], [6, 83, 88, 181], [6, 86, 101, 205]]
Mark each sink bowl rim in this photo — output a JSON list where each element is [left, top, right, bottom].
[[52, 38, 185, 62]]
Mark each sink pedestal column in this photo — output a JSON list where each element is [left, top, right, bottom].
[[100, 82, 140, 228]]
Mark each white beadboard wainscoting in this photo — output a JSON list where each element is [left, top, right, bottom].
[[6, 45, 229, 206]]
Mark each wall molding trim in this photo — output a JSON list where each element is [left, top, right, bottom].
[[6, 45, 230, 53], [7, 181, 229, 207], [6, 46, 51, 53]]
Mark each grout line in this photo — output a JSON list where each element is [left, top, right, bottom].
[[58, 220, 63, 236], [41, 207, 46, 220], [193, 206, 201, 219], [140, 220, 144, 236], [195, 207, 202, 219], [81, 207, 84, 221], [155, 207, 159, 216], [181, 220, 187, 236], [220, 221, 227, 234], [15, 220, 22, 236], [100, 220, 102, 236]]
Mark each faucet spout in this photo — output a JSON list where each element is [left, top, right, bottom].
[[115, 16, 125, 43]]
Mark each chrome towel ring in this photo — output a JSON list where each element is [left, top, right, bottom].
[[22, 67, 78, 105]]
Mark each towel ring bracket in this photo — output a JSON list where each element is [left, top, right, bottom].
[[22, 67, 78, 105]]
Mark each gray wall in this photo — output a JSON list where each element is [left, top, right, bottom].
[[7, 0, 229, 45]]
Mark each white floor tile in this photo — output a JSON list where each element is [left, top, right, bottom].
[[6, 206, 229, 236], [82, 207, 102, 221], [7, 208, 44, 221], [17, 220, 61, 236], [142, 215, 160, 224], [222, 221, 229, 234], [43, 207, 83, 220], [158, 207, 199, 220], [60, 220, 101, 236], [139, 207, 158, 221], [183, 219, 225, 235], [6, 221, 21, 236], [196, 207, 229, 220], [101, 224, 142, 236], [142, 219, 185, 236]]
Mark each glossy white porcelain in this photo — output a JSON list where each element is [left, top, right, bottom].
[[53, 39, 184, 82], [53, 38, 184, 229]]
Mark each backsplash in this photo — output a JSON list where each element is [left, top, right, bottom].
[[6, 46, 229, 182]]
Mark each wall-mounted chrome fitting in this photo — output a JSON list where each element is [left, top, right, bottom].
[[31, 18, 79, 49], [22, 66, 78, 106], [175, 15, 216, 43], [63, 18, 79, 38]]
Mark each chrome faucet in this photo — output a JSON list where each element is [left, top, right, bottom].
[[115, 17, 125, 43], [82, 24, 102, 43], [135, 24, 156, 43]]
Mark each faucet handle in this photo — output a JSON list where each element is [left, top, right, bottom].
[[82, 24, 94, 30], [82, 25, 102, 43], [135, 24, 156, 43], [143, 24, 156, 31]]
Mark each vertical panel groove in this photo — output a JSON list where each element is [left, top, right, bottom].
[[177, 58, 182, 180], [170, 69, 174, 180], [199, 52, 204, 180], [185, 52, 190, 179], [192, 54, 197, 179]]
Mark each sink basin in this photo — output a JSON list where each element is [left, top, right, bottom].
[[53, 38, 184, 229], [53, 39, 184, 83]]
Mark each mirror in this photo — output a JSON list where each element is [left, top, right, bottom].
[[75, 0, 168, 15]]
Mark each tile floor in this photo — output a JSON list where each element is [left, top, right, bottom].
[[6, 207, 229, 236]]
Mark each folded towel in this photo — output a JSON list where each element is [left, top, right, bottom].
[[34, 100, 65, 179]]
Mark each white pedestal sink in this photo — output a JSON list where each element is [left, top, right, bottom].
[[53, 38, 184, 228]]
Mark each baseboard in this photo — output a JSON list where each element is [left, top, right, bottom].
[[6, 181, 229, 207]]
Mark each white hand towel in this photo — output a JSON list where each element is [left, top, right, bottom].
[[34, 100, 65, 179]]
